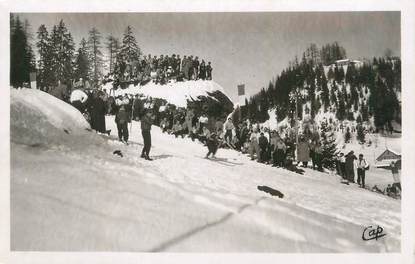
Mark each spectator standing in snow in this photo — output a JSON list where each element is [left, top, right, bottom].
[[224, 117, 235, 144], [390, 160, 401, 192], [140, 111, 155, 160], [339, 153, 346, 179], [115, 104, 130, 143], [89, 91, 108, 134], [185, 109, 195, 135], [193, 56, 200, 80], [70, 88, 88, 113], [181, 55, 188, 79], [313, 141, 323, 171], [357, 154, 368, 188], [249, 128, 260, 161], [345, 151, 357, 183], [206, 62, 212, 80], [187, 56, 194, 80], [271, 132, 286, 167], [296, 135, 310, 167], [258, 132, 269, 163], [198, 113, 209, 134], [199, 60, 206, 80]]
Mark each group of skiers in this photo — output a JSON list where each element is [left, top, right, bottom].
[[112, 53, 213, 86]]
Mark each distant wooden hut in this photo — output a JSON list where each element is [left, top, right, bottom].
[[375, 149, 401, 168]]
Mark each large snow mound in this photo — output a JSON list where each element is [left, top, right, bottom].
[[103, 80, 231, 108], [11, 88, 91, 146]]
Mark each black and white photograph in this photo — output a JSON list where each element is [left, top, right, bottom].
[[2, 0, 415, 263]]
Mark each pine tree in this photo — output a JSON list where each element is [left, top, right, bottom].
[[319, 121, 338, 169], [49, 20, 75, 85], [106, 35, 120, 74], [356, 123, 365, 143], [10, 15, 32, 87], [88, 27, 104, 85], [119, 25, 141, 63], [74, 38, 90, 83], [321, 74, 330, 110], [36, 24, 53, 90]]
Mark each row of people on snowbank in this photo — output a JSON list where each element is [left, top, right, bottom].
[[105, 54, 213, 87]]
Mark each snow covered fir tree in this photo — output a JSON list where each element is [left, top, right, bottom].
[[9, 13, 402, 253]]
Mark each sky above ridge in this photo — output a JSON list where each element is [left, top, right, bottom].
[[16, 12, 400, 101]]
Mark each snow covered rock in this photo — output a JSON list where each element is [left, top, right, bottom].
[[11, 88, 92, 147], [103, 80, 233, 109]]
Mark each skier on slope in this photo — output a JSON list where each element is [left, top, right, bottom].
[[115, 104, 130, 144], [140, 110, 155, 161], [205, 132, 220, 159]]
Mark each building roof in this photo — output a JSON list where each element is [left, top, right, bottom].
[[376, 148, 401, 162]]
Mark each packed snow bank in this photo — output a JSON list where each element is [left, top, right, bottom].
[[103, 80, 231, 108], [10, 88, 92, 146]]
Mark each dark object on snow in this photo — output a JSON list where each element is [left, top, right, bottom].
[[63, 129, 70, 134], [257, 185, 284, 198], [113, 150, 123, 157]]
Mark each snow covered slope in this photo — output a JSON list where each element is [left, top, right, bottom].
[[103, 80, 231, 108], [11, 89, 400, 252]]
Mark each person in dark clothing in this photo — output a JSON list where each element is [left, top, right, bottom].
[[187, 55, 193, 80], [199, 60, 206, 80], [141, 111, 155, 160], [176, 55, 181, 75], [132, 95, 144, 120], [89, 91, 107, 133], [313, 142, 323, 171], [193, 56, 200, 80], [115, 105, 130, 143], [206, 133, 220, 158], [206, 61, 212, 80], [345, 151, 357, 183], [357, 154, 368, 188], [258, 132, 269, 163]]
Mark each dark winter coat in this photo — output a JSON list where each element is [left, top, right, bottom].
[[89, 96, 107, 133], [141, 113, 154, 131], [132, 99, 144, 119], [258, 135, 268, 150], [115, 107, 130, 124], [345, 152, 357, 180]]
